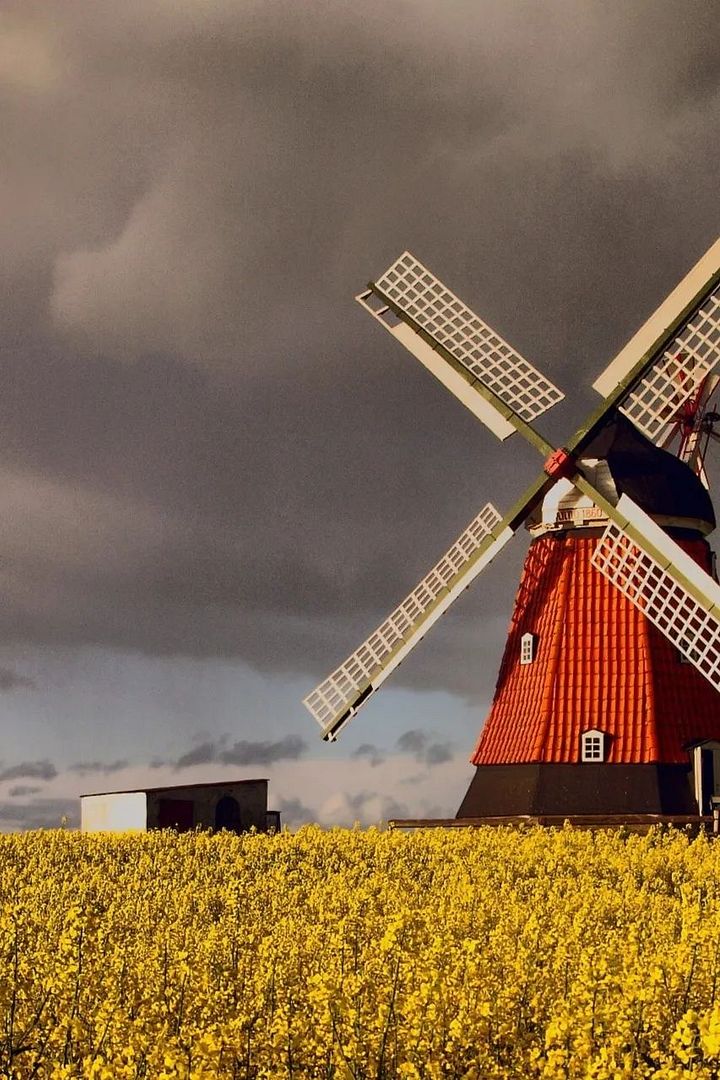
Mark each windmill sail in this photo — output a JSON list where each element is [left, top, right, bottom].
[[357, 252, 564, 444], [592, 237, 720, 445], [591, 494, 720, 693], [303, 503, 512, 740]]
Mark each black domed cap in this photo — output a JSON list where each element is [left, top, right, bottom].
[[584, 413, 716, 531]]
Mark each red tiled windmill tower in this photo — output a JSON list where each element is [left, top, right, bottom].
[[304, 238, 720, 820]]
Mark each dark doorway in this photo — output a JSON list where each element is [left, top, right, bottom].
[[158, 798, 194, 832], [215, 795, 242, 832]]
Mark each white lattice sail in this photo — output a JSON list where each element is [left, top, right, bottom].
[[304, 503, 511, 739], [591, 495, 720, 692], [593, 237, 720, 444], [357, 252, 564, 440], [619, 285, 720, 443]]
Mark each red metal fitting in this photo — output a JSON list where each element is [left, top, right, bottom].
[[543, 447, 576, 479]]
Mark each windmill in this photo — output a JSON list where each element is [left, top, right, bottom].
[[304, 238, 720, 819]]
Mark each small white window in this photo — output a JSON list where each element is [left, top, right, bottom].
[[581, 730, 605, 762], [520, 632, 536, 665]]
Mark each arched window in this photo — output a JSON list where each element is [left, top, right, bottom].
[[215, 795, 242, 833], [581, 729, 605, 762], [520, 633, 536, 665]]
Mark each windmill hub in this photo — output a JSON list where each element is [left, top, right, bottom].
[[543, 447, 576, 479]]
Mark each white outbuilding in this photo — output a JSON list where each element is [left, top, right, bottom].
[[80, 778, 280, 834]]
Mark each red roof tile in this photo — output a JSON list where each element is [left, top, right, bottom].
[[472, 533, 720, 765]]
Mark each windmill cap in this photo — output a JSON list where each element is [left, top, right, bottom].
[[528, 414, 716, 537], [584, 414, 715, 533]]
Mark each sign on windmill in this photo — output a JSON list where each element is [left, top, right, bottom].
[[304, 239, 720, 821]]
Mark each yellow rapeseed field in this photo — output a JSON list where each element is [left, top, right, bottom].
[[1, 826, 720, 1079]]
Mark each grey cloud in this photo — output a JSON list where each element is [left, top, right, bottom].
[[277, 797, 314, 827], [0, 1, 717, 709], [8, 785, 41, 797], [174, 734, 306, 769], [174, 741, 218, 769], [221, 736, 307, 766], [0, 799, 78, 831], [320, 789, 409, 826], [68, 759, 129, 776], [396, 730, 454, 768], [425, 743, 453, 767], [0, 667, 34, 691], [396, 731, 426, 756], [352, 743, 385, 768], [0, 760, 57, 783]]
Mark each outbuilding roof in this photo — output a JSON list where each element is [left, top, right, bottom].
[[81, 778, 268, 798]]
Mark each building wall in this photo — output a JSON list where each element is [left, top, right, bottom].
[[457, 763, 697, 818], [146, 780, 268, 832], [80, 792, 148, 832]]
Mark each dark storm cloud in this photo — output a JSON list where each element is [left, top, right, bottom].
[[396, 730, 454, 767], [174, 734, 306, 769], [0, 760, 57, 783], [1, 2, 719, 704]]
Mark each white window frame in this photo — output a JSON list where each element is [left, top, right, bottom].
[[691, 741, 720, 813], [581, 730, 605, 763], [520, 632, 536, 665]]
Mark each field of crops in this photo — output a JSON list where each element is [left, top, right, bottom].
[[2, 826, 720, 1078]]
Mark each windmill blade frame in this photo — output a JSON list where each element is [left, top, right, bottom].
[[303, 503, 507, 741], [357, 251, 563, 452], [590, 494, 720, 694], [304, 471, 557, 741], [590, 237, 720, 447]]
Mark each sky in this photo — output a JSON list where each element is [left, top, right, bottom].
[[1, 0, 719, 829]]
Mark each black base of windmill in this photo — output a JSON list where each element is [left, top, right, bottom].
[[455, 762, 698, 819]]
